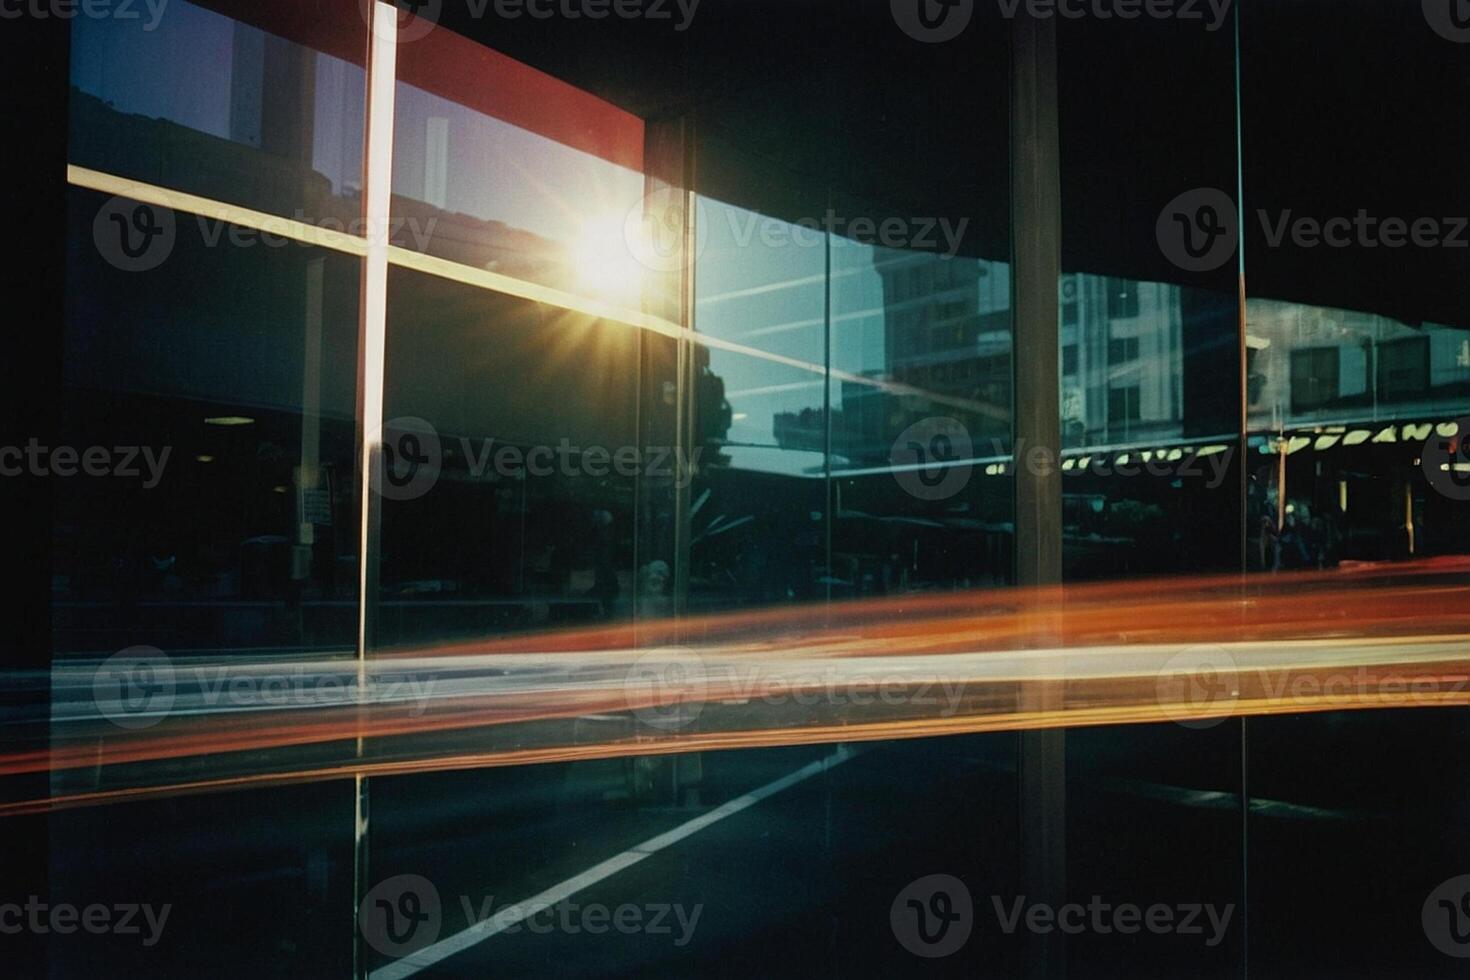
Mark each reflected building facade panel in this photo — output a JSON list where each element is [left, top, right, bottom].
[[1061, 274, 1187, 450], [69, 0, 367, 226], [1246, 299, 1470, 430]]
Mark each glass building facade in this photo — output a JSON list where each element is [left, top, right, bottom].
[[5, 0, 1470, 977]]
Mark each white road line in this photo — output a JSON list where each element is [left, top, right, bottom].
[[371, 745, 857, 979]]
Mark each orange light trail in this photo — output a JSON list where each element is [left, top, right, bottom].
[[9, 557, 1470, 817]]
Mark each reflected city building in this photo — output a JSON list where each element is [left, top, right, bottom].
[[1246, 299, 1470, 429], [1060, 275, 1186, 450], [1244, 299, 1470, 569], [69, 0, 367, 225]]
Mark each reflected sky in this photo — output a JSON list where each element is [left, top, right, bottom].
[[70, 0, 365, 199], [393, 84, 645, 262]]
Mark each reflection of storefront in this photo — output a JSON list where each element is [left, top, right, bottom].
[[1239, 300, 1470, 568], [1247, 298, 1470, 431], [1247, 419, 1470, 569]]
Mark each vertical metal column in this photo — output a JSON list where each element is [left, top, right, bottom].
[[353, 4, 399, 977], [1011, 11, 1066, 980]]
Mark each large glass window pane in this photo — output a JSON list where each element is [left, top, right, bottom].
[[695, 197, 828, 365], [1055, 14, 1245, 980], [1058, 14, 1243, 582], [1241, 0, 1470, 570], [391, 24, 646, 305], [377, 268, 645, 649], [57, 187, 362, 658], [46, 184, 362, 829], [829, 235, 1014, 595], [690, 184, 832, 611], [686, 347, 829, 612], [69, 0, 367, 225], [1241, 4, 1470, 977]]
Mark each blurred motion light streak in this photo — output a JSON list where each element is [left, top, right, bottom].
[[10, 558, 1470, 816]]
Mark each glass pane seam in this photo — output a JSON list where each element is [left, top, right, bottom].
[[66, 164, 372, 257]]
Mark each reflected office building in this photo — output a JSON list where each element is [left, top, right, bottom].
[[7, 1, 1470, 978]]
